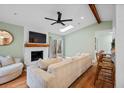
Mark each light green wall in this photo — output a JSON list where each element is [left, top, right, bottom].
[[48, 32, 62, 40], [0, 21, 24, 59], [64, 21, 112, 58]]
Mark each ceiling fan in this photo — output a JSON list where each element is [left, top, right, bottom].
[[44, 12, 72, 26]]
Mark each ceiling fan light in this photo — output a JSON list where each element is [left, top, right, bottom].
[[60, 25, 74, 32]]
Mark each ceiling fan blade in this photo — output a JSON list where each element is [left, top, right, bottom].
[[61, 22, 65, 26], [51, 22, 57, 25], [61, 19, 73, 22], [57, 12, 62, 21], [45, 17, 57, 21]]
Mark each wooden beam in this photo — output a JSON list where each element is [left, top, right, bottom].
[[89, 4, 101, 24]]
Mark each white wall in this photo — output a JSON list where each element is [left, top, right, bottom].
[[116, 5, 124, 88]]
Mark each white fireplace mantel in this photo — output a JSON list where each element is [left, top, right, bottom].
[[24, 26, 49, 66], [24, 47, 48, 66]]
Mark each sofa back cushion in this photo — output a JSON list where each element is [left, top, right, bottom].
[[47, 61, 70, 73], [0, 56, 15, 67], [37, 57, 63, 70]]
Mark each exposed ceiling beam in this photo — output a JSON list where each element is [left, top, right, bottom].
[[89, 4, 101, 24]]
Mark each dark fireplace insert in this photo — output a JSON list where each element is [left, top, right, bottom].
[[31, 51, 43, 61]]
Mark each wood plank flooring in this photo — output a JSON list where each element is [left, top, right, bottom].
[[0, 65, 114, 88], [70, 66, 96, 88]]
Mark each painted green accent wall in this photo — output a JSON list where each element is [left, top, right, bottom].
[[0, 21, 24, 59], [64, 21, 112, 58], [48, 32, 62, 40]]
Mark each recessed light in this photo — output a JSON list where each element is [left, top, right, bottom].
[[60, 25, 74, 32], [81, 17, 84, 20]]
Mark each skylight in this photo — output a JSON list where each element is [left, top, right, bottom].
[[60, 25, 74, 32]]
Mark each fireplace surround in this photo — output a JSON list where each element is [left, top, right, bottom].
[[24, 47, 48, 66], [31, 51, 43, 61]]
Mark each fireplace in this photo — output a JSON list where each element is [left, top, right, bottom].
[[31, 51, 43, 61]]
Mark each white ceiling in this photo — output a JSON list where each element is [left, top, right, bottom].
[[0, 4, 115, 35]]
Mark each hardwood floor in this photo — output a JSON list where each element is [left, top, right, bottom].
[[0, 65, 114, 88], [70, 66, 96, 88]]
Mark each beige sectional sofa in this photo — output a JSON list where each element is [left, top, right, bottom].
[[27, 53, 92, 88]]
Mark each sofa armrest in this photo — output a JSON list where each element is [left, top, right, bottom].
[[27, 66, 55, 88]]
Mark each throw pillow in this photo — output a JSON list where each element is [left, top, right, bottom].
[[37, 58, 62, 70], [37, 59, 48, 70]]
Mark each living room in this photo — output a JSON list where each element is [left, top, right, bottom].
[[0, 4, 116, 88]]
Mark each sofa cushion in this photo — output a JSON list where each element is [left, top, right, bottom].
[[37, 58, 63, 70], [37, 59, 48, 70], [43, 58, 63, 63], [0, 56, 15, 67], [47, 58, 72, 74]]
